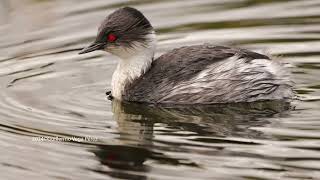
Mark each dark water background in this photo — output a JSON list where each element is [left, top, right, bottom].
[[1, 0, 320, 179]]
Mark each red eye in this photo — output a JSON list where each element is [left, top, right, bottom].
[[107, 33, 117, 42]]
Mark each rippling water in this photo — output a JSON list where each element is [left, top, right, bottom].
[[1, 0, 320, 179]]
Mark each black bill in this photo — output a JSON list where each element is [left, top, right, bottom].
[[79, 42, 105, 54]]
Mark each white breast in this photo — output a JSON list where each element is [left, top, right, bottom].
[[111, 33, 156, 100]]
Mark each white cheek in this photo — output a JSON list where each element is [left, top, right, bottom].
[[104, 44, 121, 54]]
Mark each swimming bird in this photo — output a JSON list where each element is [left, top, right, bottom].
[[79, 7, 294, 104]]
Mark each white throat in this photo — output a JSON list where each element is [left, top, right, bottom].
[[111, 33, 156, 100]]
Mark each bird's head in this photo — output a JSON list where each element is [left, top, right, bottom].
[[79, 7, 155, 59]]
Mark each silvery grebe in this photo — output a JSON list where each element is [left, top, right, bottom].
[[79, 7, 294, 104]]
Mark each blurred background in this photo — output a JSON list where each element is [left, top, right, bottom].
[[1, 0, 320, 179]]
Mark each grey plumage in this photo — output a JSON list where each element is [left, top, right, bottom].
[[123, 45, 294, 104]]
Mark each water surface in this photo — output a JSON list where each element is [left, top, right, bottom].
[[1, 0, 320, 179]]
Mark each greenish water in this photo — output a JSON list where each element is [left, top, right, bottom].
[[1, 0, 320, 179]]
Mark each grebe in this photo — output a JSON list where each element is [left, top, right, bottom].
[[79, 7, 294, 104]]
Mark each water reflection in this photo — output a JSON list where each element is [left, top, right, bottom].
[[92, 144, 199, 180], [91, 100, 292, 178], [112, 100, 291, 138]]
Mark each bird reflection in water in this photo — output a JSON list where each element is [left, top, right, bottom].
[[91, 100, 291, 179]]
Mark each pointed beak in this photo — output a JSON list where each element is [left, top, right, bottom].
[[79, 42, 105, 54]]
